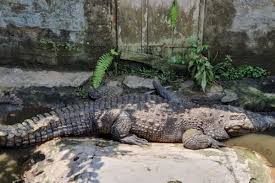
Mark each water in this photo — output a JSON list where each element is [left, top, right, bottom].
[[0, 106, 51, 183], [227, 129, 275, 166]]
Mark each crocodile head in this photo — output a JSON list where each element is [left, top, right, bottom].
[[224, 114, 275, 136], [224, 119, 255, 136]]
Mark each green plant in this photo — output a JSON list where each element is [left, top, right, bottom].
[[169, 0, 179, 31], [167, 54, 185, 65], [39, 38, 81, 53], [214, 55, 268, 80], [185, 37, 214, 92], [39, 38, 58, 51], [92, 49, 119, 89]]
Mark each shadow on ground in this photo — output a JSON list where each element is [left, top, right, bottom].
[[24, 137, 131, 183]]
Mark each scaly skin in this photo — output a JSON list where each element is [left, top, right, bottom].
[[0, 93, 23, 105], [0, 94, 23, 121], [0, 90, 275, 149], [88, 85, 123, 100]]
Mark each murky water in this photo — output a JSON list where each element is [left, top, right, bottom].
[[0, 106, 51, 183], [227, 129, 275, 166]]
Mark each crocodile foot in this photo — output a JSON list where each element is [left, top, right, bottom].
[[182, 129, 226, 150], [120, 134, 149, 146], [211, 140, 226, 149]]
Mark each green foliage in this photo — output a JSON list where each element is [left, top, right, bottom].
[[167, 54, 185, 65], [39, 38, 58, 51], [39, 38, 81, 52], [214, 55, 268, 80], [169, 0, 179, 30], [92, 49, 119, 89], [185, 37, 214, 92], [166, 36, 268, 91]]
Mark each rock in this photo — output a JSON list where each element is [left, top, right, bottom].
[[106, 80, 121, 87], [0, 67, 91, 88], [180, 80, 194, 90], [123, 75, 154, 89], [23, 138, 272, 183], [221, 89, 239, 103], [0, 67, 93, 108], [207, 84, 224, 98]]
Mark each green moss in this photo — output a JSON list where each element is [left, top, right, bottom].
[[38, 38, 83, 53]]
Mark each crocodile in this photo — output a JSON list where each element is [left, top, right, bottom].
[[0, 82, 275, 150]]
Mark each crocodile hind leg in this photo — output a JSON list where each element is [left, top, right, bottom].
[[182, 129, 226, 150], [111, 112, 148, 145]]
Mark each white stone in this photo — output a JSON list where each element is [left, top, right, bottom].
[[23, 138, 272, 183]]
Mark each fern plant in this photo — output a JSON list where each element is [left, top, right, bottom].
[[92, 49, 119, 89], [169, 0, 179, 31]]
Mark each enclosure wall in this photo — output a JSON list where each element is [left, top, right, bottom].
[[0, 0, 116, 70], [0, 0, 274, 72], [204, 0, 275, 72]]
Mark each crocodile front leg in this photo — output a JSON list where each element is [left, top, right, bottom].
[[111, 111, 148, 145], [182, 129, 226, 150]]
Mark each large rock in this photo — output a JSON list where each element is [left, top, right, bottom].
[[123, 75, 154, 89], [0, 67, 91, 89], [23, 138, 272, 183]]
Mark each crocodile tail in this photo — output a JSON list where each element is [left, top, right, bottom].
[[0, 111, 61, 147]]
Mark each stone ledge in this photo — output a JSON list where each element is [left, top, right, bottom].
[[0, 67, 91, 89], [23, 138, 272, 183]]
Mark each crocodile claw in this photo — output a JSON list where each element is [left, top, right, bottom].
[[211, 140, 226, 149], [120, 134, 149, 146]]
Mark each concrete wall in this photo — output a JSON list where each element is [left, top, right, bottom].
[[0, 0, 115, 70], [204, 0, 275, 72], [0, 0, 274, 72]]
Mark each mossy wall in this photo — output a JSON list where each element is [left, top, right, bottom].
[[0, 0, 115, 70], [0, 0, 274, 72], [204, 0, 275, 72]]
